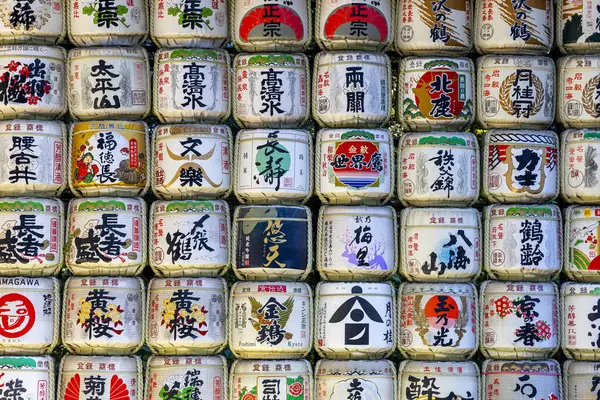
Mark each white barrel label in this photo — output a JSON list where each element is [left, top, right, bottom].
[[562, 130, 600, 203], [315, 360, 395, 400], [558, 56, 600, 127], [0, 0, 63, 43], [232, 360, 311, 400], [154, 49, 230, 123], [565, 361, 600, 400], [0, 357, 52, 400], [562, 283, 600, 358], [399, 132, 479, 205], [483, 360, 560, 400]]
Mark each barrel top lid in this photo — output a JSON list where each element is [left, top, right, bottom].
[[66, 276, 143, 291], [232, 359, 311, 374], [232, 282, 311, 296], [317, 281, 393, 297], [316, 359, 395, 376], [400, 361, 478, 376], [69, 197, 145, 212], [401, 282, 475, 296], [149, 277, 225, 291], [149, 355, 225, 368], [62, 355, 139, 372], [0, 198, 62, 212]]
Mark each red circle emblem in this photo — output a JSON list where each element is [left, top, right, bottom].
[[0, 293, 36, 338]]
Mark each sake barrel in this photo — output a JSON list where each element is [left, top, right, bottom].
[[0, 356, 54, 400], [315, 359, 396, 400], [561, 129, 600, 204], [474, 0, 553, 55], [232, 0, 310, 52], [150, 200, 229, 278], [147, 356, 227, 400], [62, 276, 145, 355], [398, 361, 480, 400], [68, 0, 147, 46], [66, 197, 146, 276], [476, 55, 556, 129], [564, 360, 600, 400], [315, 0, 392, 51], [232, 205, 312, 281], [397, 57, 475, 132], [152, 124, 232, 200], [482, 359, 561, 400], [561, 283, 600, 361], [59, 356, 141, 400], [153, 48, 230, 124], [0, 45, 66, 119], [69, 121, 149, 197], [317, 206, 397, 281], [233, 53, 309, 129], [557, 56, 600, 129], [0, 120, 66, 197], [0, 198, 63, 276], [395, 0, 473, 56], [315, 282, 395, 359], [151, 0, 228, 48], [234, 129, 312, 204], [557, 0, 600, 55], [0, 0, 65, 44], [398, 283, 478, 360], [484, 204, 562, 281], [315, 128, 394, 205], [0, 277, 59, 355], [68, 46, 150, 121], [481, 281, 559, 360], [398, 132, 479, 206], [482, 129, 559, 203], [231, 359, 312, 400], [399, 208, 481, 283], [147, 278, 227, 355], [229, 281, 312, 359], [564, 206, 600, 282], [312, 52, 391, 128]]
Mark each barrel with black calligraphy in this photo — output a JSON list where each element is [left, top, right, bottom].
[[0, 277, 59, 355], [68, 47, 150, 121], [315, 359, 396, 400], [231, 359, 312, 400], [0, 0, 64, 44], [312, 52, 391, 128], [317, 206, 397, 282], [481, 281, 559, 360], [0, 198, 63, 276], [0, 356, 54, 400], [484, 204, 562, 281], [561, 283, 600, 360], [0, 45, 66, 119], [153, 49, 230, 124], [564, 361, 600, 400], [151, 0, 228, 48], [398, 361, 479, 400], [150, 200, 229, 278], [395, 0, 473, 56], [147, 356, 227, 400], [474, 0, 553, 55], [234, 129, 312, 204], [315, 0, 393, 51], [147, 278, 227, 355], [0, 121, 66, 197], [231, 0, 311, 52], [229, 281, 312, 359], [482, 129, 559, 204], [59, 355, 141, 400], [561, 130, 600, 204], [400, 208, 481, 282], [62, 277, 145, 355], [68, 0, 147, 46], [398, 132, 479, 205], [557, 56, 600, 129], [476, 55, 555, 129], [399, 283, 478, 360], [397, 57, 475, 132], [232, 205, 312, 281], [557, 0, 600, 55], [316, 128, 393, 205], [152, 124, 232, 200], [482, 359, 561, 400], [233, 54, 309, 129], [564, 206, 600, 282], [315, 282, 395, 359], [66, 197, 146, 276], [69, 121, 149, 198]]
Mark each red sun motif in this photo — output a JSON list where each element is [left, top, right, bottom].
[[324, 4, 388, 41], [424, 295, 459, 329], [0, 293, 36, 338], [239, 6, 304, 41], [413, 70, 465, 120]]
